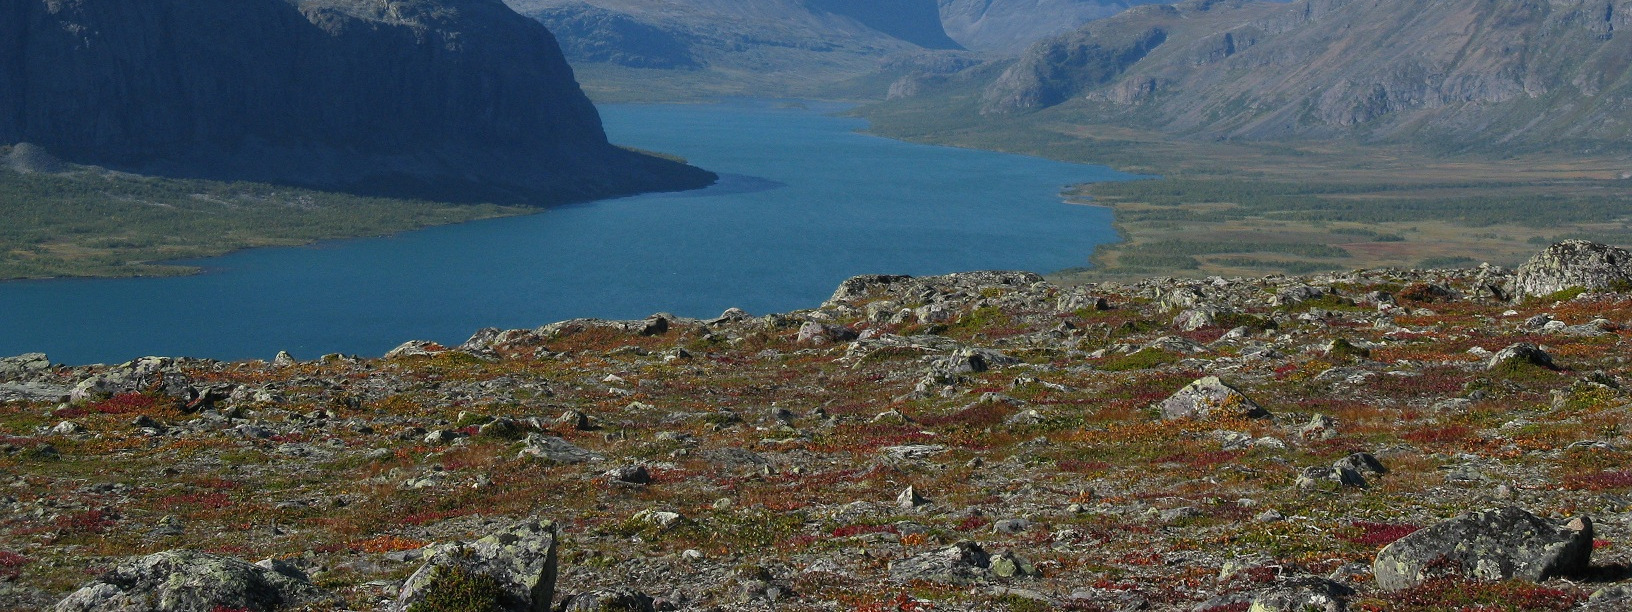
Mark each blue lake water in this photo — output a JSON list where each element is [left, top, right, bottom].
[[0, 100, 1132, 364]]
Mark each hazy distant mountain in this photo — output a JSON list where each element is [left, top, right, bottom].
[[970, 0, 1632, 151], [511, 0, 956, 74], [0, 0, 715, 203], [937, 0, 1167, 54]]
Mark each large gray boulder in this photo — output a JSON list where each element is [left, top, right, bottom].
[[392, 519, 559, 612], [1157, 377, 1269, 420], [1510, 241, 1632, 299], [0, 352, 50, 381], [69, 357, 190, 403], [1373, 506, 1593, 591], [54, 550, 329, 612]]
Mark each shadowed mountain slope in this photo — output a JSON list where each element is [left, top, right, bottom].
[[0, 0, 715, 204]]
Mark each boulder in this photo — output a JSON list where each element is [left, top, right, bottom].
[[888, 542, 991, 585], [1296, 466, 1367, 491], [54, 550, 330, 612], [1372, 506, 1593, 591], [0, 352, 50, 381], [1487, 343, 1558, 372], [560, 589, 656, 612], [1333, 452, 1387, 476], [796, 322, 859, 345], [1246, 576, 1354, 612], [69, 357, 189, 402], [1157, 377, 1269, 420], [1510, 241, 1632, 299], [392, 520, 558, 612], [517, 433, 602, 464]]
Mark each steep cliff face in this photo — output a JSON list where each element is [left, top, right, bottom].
[[972, 0, 1632, 151], [937, 0, 1166, 54], [0, 0, 715, 204]]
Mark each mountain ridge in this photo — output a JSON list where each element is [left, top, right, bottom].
[[961, 0, 1632, 152]]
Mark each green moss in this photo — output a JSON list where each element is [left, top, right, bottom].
[[406, 565, 507, 612]]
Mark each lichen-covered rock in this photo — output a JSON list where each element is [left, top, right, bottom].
[[888, 541, 991, 585], [1510, 241, 1632, 299], [1157, 376, 1269, 420], [1295, 466, 1367, 491], [1487, 343, 1558, 371], [1247, 576, 1354, 612], [1333, 452, 1387, 476], [69, 357, 189, 402], [392, 519, 558, 612], [0, 353, 49, 381], [560, 589, 656, 612], [53, 550, 329, 612], [1372, 506, 1593, 591], [517, 433, 602, 464]]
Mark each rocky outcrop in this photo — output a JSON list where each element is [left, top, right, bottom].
[[1510, 240, 1632, 299], [54, 550, 330, 612], [392, 519, 559, 612], [2, 0, 715, 204], [1372, 506, 1594, 591], [889, 541, 993, 585]]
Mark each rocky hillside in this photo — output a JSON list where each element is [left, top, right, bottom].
[[937, 0, 1167, 54], [8, 242, 1632, 609], [967, 0, 1632, 152], [0, 0, 715, 204], [513, 0, 959, 73]]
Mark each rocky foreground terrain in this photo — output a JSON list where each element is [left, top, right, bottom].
[[10, 241, 1632, 610]]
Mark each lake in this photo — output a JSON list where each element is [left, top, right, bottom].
[[0, 100, 1132, 364]]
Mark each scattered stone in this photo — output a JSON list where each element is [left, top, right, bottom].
[[889, 542, 991, 585], [517, 434, 602, 464], [1373, 506, 1593, 591], [54, 550, 332, 612], [1158, 376, 1270, 420], [881, 445, 947, 460]]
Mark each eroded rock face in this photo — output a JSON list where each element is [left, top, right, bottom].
[[1157, 376, 1269, 420], [393, 519, 559, 612], [1510, 241, 1632, 299], [2, 0, 714, 204], [1373, 506, 1593, 591], [54, 550, 329, 612]]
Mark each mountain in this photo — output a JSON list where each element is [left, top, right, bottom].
[[937, 0, 1167, 54], [511, 0, 957, 73], [967, 0, 1632, 152], [0, 0, 715, 204]]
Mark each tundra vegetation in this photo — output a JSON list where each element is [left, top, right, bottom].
[[5, 243, 1632, 610]]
